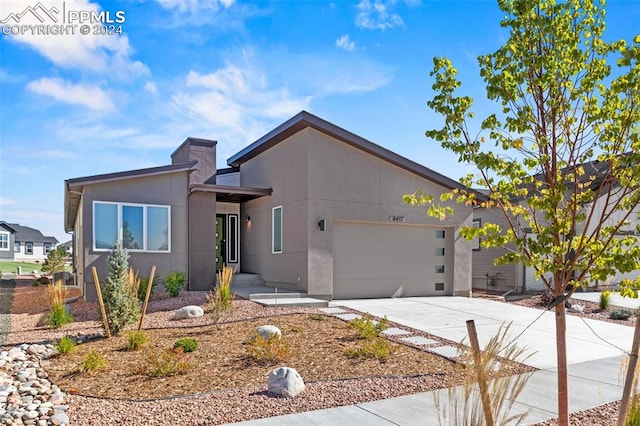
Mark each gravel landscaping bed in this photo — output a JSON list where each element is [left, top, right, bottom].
[[3, 279, 507, 425]]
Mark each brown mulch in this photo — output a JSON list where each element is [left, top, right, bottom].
[[6, 279, 536, 403], [43, 314, 465, 400]]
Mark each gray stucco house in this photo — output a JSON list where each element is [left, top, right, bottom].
[[0, 222, 58, 263], [64, 111, 476, 301]]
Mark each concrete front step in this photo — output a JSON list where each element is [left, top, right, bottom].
[[249, 292, 306, 300], [232, 273, 265, 287], [250, 297, 329, 308]]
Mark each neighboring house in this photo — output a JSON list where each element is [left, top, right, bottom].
[[65, 111, 479, 301], [59, 240, 73, 255], [0, 222, 58, 263], [472, 159, 640, 292]]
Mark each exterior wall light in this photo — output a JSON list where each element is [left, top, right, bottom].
[[318, 219, 325, 231]]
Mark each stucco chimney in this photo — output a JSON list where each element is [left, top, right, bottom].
[[171, 137, 217, 185]]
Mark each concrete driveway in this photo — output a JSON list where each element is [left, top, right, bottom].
[[330, 297, 635, 369]]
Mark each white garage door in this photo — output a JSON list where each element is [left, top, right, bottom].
[[332, 221, 453, 299]]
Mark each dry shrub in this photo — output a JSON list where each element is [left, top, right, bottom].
[[138, 347, 192, 377], [245, 334, 292, 364], [434, 322, 533, 426], [205, 265, 236, 327]]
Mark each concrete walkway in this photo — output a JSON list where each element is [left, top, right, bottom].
[[229, 297, 635, 425]]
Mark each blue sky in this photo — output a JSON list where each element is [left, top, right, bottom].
[[0, 0, 638, 244]]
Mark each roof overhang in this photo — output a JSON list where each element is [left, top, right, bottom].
[[64, 162, 198, 232], [189, 183, 272, 203]]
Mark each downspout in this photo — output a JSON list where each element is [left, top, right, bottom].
[[65, 186, 85, 301], [501, 263, 524, 298]]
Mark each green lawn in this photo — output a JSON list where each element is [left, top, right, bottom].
[[0, 261, 44, 274]]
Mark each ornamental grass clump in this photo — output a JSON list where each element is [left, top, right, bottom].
[[101, 242, 140, 335], [206, 265, 236, 327], [345, 315, 393, 361], [80, 349, 107, 375], [600, 290, 612, 310], [125, 331, 148, 351], [54, 336, 76, 355], [433, 323, 532, 426], [44, 277, 73, 328]]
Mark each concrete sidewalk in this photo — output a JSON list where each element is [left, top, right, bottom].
[[229, 297, 634, 425]]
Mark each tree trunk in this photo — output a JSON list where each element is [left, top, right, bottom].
[[555, 301, 569, 425]]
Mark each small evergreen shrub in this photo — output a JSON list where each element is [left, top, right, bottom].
[[101, 242, 140, 335], [54, 336, 76, 355], [36, 276, 51, 285], [610, 308, 633, 321], [599, 290, 612, 310], [125, 331, 148, 351], [164, 271, 186, 297], [309, 314, 326, 321], [173, 338, 198, 353], [139, 348, 192, 377], [80, 349, 107, 374], [245, 334, 292, 363]]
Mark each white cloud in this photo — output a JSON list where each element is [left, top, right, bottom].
[[2, 0, 149, 78], [0, 197, 18, 208], [145, 81, 159, 95], [175, 66, 310, 144], [27, 77, 115, 112], [336, 34, 356, 52], [355, 0, 403, 30], [155, 0, 235, 13]]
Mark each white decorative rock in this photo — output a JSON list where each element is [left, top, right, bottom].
[[50, 412, 69, 425], [256, 325, 281, 340], [570, 303, 585, 313], [267, 367, 305, 397], [174, 306, 204, 319]]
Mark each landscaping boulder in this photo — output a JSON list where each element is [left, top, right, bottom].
[[256, 325, 281, 340], [174, 305, 204, 319], [267, 367, 305, 397]]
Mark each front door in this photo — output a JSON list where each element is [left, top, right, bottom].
[[215, 215, 225, 270]]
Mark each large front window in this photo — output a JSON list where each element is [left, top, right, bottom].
[[25, 242, 33, 255], [0, 232, 8, 250], [44, 243, 52, 255], [93, 201, 171, 252]]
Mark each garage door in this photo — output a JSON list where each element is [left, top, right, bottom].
[[332, 221, 453, 299]]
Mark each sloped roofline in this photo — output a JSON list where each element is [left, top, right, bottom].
[[227, 110, 480, 195], [0, 222, 17, 234], [64, 161, 198, 232]]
